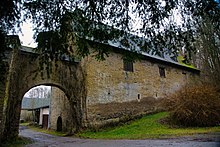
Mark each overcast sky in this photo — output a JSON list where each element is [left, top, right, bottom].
[[24, 85, 51, 98], [18, 0, 220, 48], [19, 21, 37, 48]]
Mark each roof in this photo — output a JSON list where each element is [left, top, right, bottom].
[[17, 19, 200, 73], [21, 97, 50, 110], [20, 46, 36, 53], [84, 36, 200, 73], [71, 17, 199, 72], [19, 43, 199, 73]]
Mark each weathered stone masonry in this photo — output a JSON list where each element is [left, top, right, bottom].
[[50, 87, 74, 132], [0, 40, 200, 141], [50, 44, 200, 130], [0, 46, 86, 141], [80, 48, 199, 128]]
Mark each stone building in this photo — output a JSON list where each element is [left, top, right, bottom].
[[50, 87, 73, 132], [21, 97, 50, 128], [0, 35, 200, 141], [49, 44, 200, 130]]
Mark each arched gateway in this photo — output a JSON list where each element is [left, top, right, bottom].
[[0, 35, 200, 142], [0, 44, 86, 141]]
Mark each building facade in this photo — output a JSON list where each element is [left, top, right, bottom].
[[50, 87, 73, 132], [50, 47, 199, 130], [21, 97, 50, 128]]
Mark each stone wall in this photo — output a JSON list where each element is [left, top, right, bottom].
[[81, 51, 199, 127], [38, 48, 199, 130], [0, 51, 10, 141], [0, 80, 6, 139], [0, 47, 85, 141], [50, 87, 74, 132], [0, 44, 199, 141]]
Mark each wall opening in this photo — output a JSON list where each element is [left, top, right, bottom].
[[57, 116, 62, 132], [20, 84, 74, 132], [123, 59, 134, 72], [20, 85, 51, 127], [159, 66, 166, 78]]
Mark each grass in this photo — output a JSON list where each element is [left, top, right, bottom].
[[78, 112, 220, 139], [1, 137, 33, 147], [28, 126, 67, 136], [20, 122, 30, 126]]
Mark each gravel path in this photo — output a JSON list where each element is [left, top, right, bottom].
[[19, 126, 220, 147]]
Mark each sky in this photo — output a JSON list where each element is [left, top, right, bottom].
[[24, 85, 51, 98], [19, 21, 37, 48], [19, 0, 220, 48]]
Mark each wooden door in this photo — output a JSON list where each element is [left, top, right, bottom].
[[42, 114, 49, 129]]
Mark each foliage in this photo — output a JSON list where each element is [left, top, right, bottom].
[[0, 0, 219, 74], [0, 30, 7, 83], [177, 56, 196, 69], [0, 0, 22, 74], [0, 0, 22, 31], [1, 136, 33, 147], [161, 85, 220, 127], [78, 112, 220, 139], [22, 0, 220, 62]]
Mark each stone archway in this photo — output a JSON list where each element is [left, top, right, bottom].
[[0, 47, 86, 141]]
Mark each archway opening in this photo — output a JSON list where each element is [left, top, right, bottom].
[[20, 84, 75, 133], [57, 116, 62, 132], [20, 85, 51, 126]]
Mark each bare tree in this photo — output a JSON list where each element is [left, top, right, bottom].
[[192, 13, 220, 86], [26, 86, 51, 98]]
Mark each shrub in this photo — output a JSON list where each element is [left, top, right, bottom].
[[161, 85, 220, 127]]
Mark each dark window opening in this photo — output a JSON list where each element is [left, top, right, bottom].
[[123, 60, 133, 72], [138, 94, 141, 100], [159, 67, 165, 78]]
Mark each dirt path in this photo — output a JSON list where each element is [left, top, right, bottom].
[[19, 126, 220, 147]]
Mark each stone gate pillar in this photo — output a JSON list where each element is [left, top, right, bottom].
[[2, 45, 23, 141], [0, 76, 7, 142]]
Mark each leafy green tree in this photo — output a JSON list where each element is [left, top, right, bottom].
[[0, 0, 219, 70]]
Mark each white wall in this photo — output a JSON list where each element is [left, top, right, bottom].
[[39, 107, 49, 125]]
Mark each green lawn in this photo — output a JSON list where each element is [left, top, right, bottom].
[[78, 112, 220, 139]]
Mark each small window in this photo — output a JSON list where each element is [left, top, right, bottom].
[[123, 60, 133, 72], [159, 67, 165, 78]]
